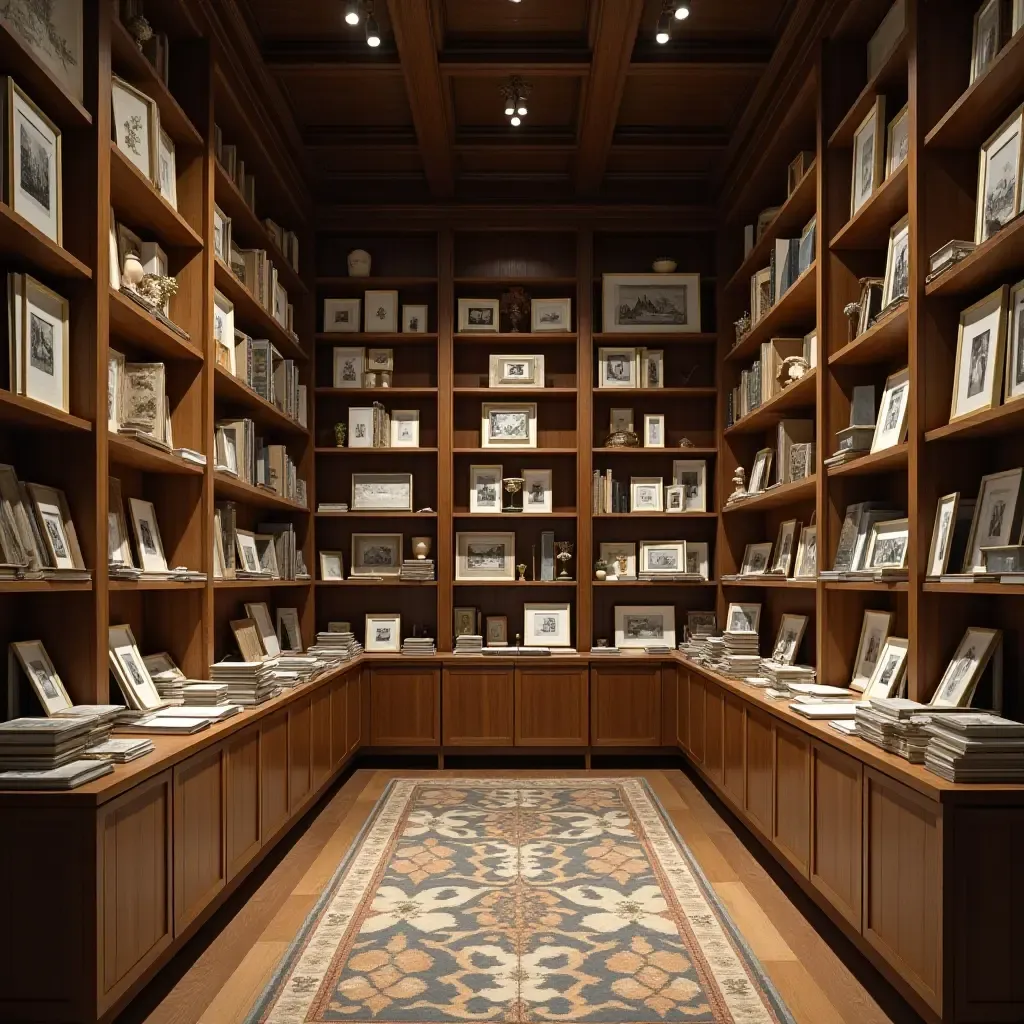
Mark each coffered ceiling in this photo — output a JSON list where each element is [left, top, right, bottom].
[[236, 0, 800, 205]]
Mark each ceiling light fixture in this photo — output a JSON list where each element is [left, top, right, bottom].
[[656, 1, 673, 42], [499, 75, 532, 127], [365, 2, 381, 46], [673, 2, 690, 18], [343, 0, 361, 25]]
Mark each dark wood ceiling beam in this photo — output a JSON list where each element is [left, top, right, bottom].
[[573, 0, 646, 196], [385, 0, 455, 198]]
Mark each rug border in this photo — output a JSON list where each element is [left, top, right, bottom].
[[242, 776, 797, 1024]]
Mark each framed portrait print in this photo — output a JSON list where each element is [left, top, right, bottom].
[[793, 525, 817, 578], [610, 408, 634, 433], [245, 601, 280, 659], [522, 468, 552, 513], [740, 542, 773, 575], [324, 297, 361, 333], [772, 519, 799, 575], [930, 627, 1002, 707], [927, 493, 960, 578], [390, 410, 420, 448], [485, 616, 508, 646], [865, 517, 910, 569], [600, 542, 636, 579], [598, 347, 638, 389], [882, 215, 910, 307], [27, 482, 81, 569], [277, 607, 302, 653], [748, 448, 773, 494], [639, 539, 686, 575], [332, 347, 364, 388], [963, 468, 1024, 570], [365, 614, 401, 653], [402, 304, 428, 333], [0, 3, 83, 103], [1005, 278, 1024, 401], [630, 476, 663, 513], [128, 497, 167, 573], [454, 607, 477, 637], [523, 603, 572, 647], [615, 605, 676, 649], [351, 533, 403, 577], [864, 637, 909, 699], [481, 403, 537, 448], [643, 413, 665, 448], [351, 473, 413, 512], [976, 106, 1022, 244], [886, 103, 909, 178], [531, 298, 571, 332], [234, 529, 263, 576], [469, 464, 503, 513], [348, 407, 374, 448], [456, 532, 515, 581], [950, 286, 1009, 421], [157, 128, 176, 208], [319, 550, 344, 581], [364, 290, 398, 332], [213, 204, 231, 263], [726, 602, 761, 634], [9, 271, 69, 412], [850, 609, 894, 691], [665, 485, 686, 513], [109, 623, 162, 710], [458, 298, 500, 333], [489, 354, 544, 388], [971, 0, 1005, 83], [798, 215, 817, 275], [871, 367, 910, 451], [111, 76, 159, 182], [851, 96, 886, 215], [771, 613, 808, 666], [641, 349, 664, 388], [602, 273, 701, 334], [366, 348, 393, 373], [672, 460, 707, 511], [12, 639, 71, 715]]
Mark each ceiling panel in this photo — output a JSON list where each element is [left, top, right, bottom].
[[457, 147, 573, 175], [276, 71, 413, 127], [242, 0, 394, 40], [441, 0, 591, 39], [618, 68, 764, 129], [451, 75, 581, 129], [638, 0, 790, 39]]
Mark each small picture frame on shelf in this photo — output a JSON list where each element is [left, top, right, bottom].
[[351, 534, 403, 577], [886, 104, 909, 178], [390, 410, 420, 448], [319, 550, 344, 580], [365, 614, 401, 653], [864, 637, 909, 700], [615, 605, 676, 649], [27, 483, 82, 570], [851, 96, 886, 215], [726, 602, 761, 634], [927, 492, 960, 577], [324, 297, 361, 333], [1005, 278, 1024, 401], [788, 151, 813, 195], [610, 408, 634, 433], [157, 128, 176, 208], [523, 603, 572, 647], [671, 460, 707, 512], [522, 468, 552, 513], [277, 608, 302, 653], [740, 542, 773, 575], [128, 498, 167, 573], [456, 532, 515, 581], [351, 473, 413, 512], [489, 354, 544, 388], [8, 272, 69, 412], [108, 477, 133, 568], [640, 539, 686, 575], [640, 349, 664, 388], [930, 627, 1002, 707], [871, 367, 910, 452], [348, 407, 374, 447], [950, 286, 1009, 422], [798, 216, 816, 276], [747, 448, 773, 494], [213, 291, 235, 373], [771, 613, 808, 665], [600, 542, 637, 579], [850, 610, 894, 691], [11, 640, 72, 715], [793, 525, 817, 579], [333, 347, 365, 388], [630, 476, 663, 513], [402, 304, 428, 333], [458, 298, 500, 333], [975, 108, 1022, 244], [213, 204, 231, 264], [865, 517, 910, 569], [366, 348, 394, 373], [531, 298, 572, 333], [686, 541, 710, 578], [602, 273, 701, 334], [598, 347, 638, 389], [751, 267, 772, 322], [665, 485, 685, 513], [963, 468, 1024, 571], [245, 602, 280, 659], [1015, 0, 1024, 34], [771, 519, 799, 576], [254, 535, 280, 578], [469, 464, 503, 514], [109, 624, 162, 709], [643, 413, 665, 448], [481, 403, 537, 448], [454, 607, 477, 638], [485, 616, 508, 646], [971, 0, 1006, 83], [881, 215, 910, 307], [234, 529, 262, 575], [365, 290, 398, 332], [111, 75, 159, 182]]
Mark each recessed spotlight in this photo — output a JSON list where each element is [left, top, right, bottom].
[[517, 104, 528, 116], [365, 5, 381, 46], [344, 1, 360, 25], [655, 9, 672, 43], [673, 3, 690, 19], [504, 103, 515, 116], [510, 115, 522, 126]]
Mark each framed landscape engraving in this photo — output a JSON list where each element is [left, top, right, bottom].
[[469, 464, 503, 514], [489, 354, 544, 388], [351, 473, 413, 512], [351, 534, 403, 577], [531, 298, 571, 332], [458, 298, 500, 333], [614, 605, 676, 649], [602, 273, 701, 334], [851, 96, 886, 214], [481, 403, 537, 448], [0, 1, 83, 103], [975, 107, 1022, 244], [456, 532, 515, 581], [365, 614, 401, 653], [324, 297, 360, 333]]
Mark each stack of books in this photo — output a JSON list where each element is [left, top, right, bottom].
[[924, 714, 1024, 783], [181, 683, 229, 705], [147, 665, 186, 704], [309, 631, 362, 659], [0, 716, 105, 776], [273, 655, 323, 687], [0, 759, 113, 790], [854, 698, 933, 762], [642, 643, 673, 655], [590, 645, 620, 655], [402, 637, 437, 656], [82, 737, 155, 763], [720, 631, 760, 679], [55, 705, 124, 747], [114, 713, 213, 736], [455, 635, 484, 655], [760, 661, 817, 689], [638, 572, 704, 583], [790, 699, 861, 721], [400, 559, 435, 582], [317, 502, 348, 513], [208, 662, 281, 707]]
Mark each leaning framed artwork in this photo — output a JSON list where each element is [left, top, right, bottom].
[[602, 273, 701, 334], [950, 286, 1008, 422]]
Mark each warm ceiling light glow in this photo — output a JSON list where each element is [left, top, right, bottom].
[[510, 115, 522, 126], [674, 3, 690, 18], [517, 104, 528, 115], [344, 1, 360, 25], [504, 104, 515, 115], [655, 8, 672, 43], [365, 8, 381, 46]]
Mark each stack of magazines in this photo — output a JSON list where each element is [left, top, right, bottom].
[[720, 631, 760, 679], [208, 662, 281, 707], [854, 698, 933, 762], [400, 559, 435, 582], [924, 714, 1024, 782], [455, 635, 483, 655], [402, 637, 436, 656], [0, 717, 115, 789]]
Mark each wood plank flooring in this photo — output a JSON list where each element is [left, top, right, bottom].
[[114, 768, 926, 1024]]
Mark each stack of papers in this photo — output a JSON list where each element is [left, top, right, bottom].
[[54, 705, 123, 746], [115, 715, 212, 735], [400, 560, 435, 581], [590, 645, 620, 655], [924, 714, 1024, 782], [209, 662, 281, 707], [760, 663, 817, 689], [454, 635, 484, 655], [82, 737, 154, 763], [720, 631, 760, 679], [0, 760, 113, 790], [789, 700, 862, 720], [402, 637, 437, 655], [309, 631, 362, 660], [854, 698, 934, 762], [0, 716, 99, 770], [181, 683, 229, 705], [272, 656, 323, 687]]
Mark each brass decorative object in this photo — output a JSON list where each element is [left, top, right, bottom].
[[556, 541, 574, 580], [604, 430, 640, 449], [517, 563, 528, 582]]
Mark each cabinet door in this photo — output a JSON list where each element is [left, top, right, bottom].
[[289, 696, 313, 812], [688, 674, 705, 763], [661, 670, 678, 746], [773, 722, 810, 876], [261, 708, 290, 842], [810, 741, 862, 926], [744, 706, 773, 837], [704, 681, 724, 784], [370, 667, 440, 745], [311, 684, 333, 791], [676, 670, 689, 750], [516, 665, 588, 746], [225, 725, 261, 880], [443, 667, 514, 746], [347, 669, 362, 755], [722, 694, 745, 806], [331, 676, 348, 769], [590, 666, 661, 746]]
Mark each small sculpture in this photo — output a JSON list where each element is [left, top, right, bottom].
[[517, 563, 528, 582], [778, 355, 810, 388], [122, 251, 145, 289], [502, 476, 524, 513], [652, 257, 677, 273], [333, 423, 347, 447], [594, 559, 608, 581], [729, 467, 747, 501], [347, 249, 371, 277], [678, 437, 695, 448], [844, 300, 861, 341], [501, 286, 531, 333], [411, 537, 431, 560], [556, 541, 574, 580], [734, 312, 751, 343]]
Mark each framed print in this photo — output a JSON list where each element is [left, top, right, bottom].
[[351, 473, 413, 512], [740, 542, 773, 575], [324, 297, 361, 333], [602, 273, 701, 334], [771, 613, 809, 666], [798, 215, 817, 275], [950, 286, 1009, 421], [107, 477, 133, 567], [793, 525, 817, 578], [364, 290, 398, 332], [672, 460, 707, 511], [630, 476, 663, 513], [685, 541, 709, 578], [111, 76, 159, 182], [641, 349, 664, 389], [688, 611, 717, 636], [598, 347, 638, 389], [643, 413, 665, 448], [1005, 278, 1024, 401], [976, 106, 1022, 244], [11, 272, 69, 411], [851, 96, 886, 214], [927, 492, 960, 577], [27, 483, 79, 569], [277, 607, 302, 653], [971, 0, 1005, 83], [725, 602, 761, 634], [351, 533, 403, 577], [931, 627, 1001, 707], [531, 298, 571, 332], [319, 550, 344, 581], [346, 405, 371, 445], [600, 542, 636, 579], [402, 304, 428, 333], [524, 603, 572, 647], [964, 468, 1024, 570], [108, 208, 120, 288], [851, 610, 894, 691], [469, 464, 503, 513], [865, 517, 910, 569], [864, 637, 909, 699], [12, 639, 71, 715], [886, 103, 909, 178], [481, 403, 537, 448], [615, 605, 676, 649], [234, 529, 262, 575], [0, 2, 83, 104], [230, 618, 265, 662], [390, 411, 420, 448], [522, 468, 553, 513], [157, 128, 176, 207], [772, 519, 799, 575], [456, 532, 515, 581], [245, 601, 281, 659], [458, 298, 500, 333], [454, 607, 478, 638], [366, 348, 393, 373], [128, 498, 167, 573], [254, 534, 280, 578], [640, 539, 686, 575], [365, 614, 401, 653], [882, 215, 910, 307], [752, 267, 772, 322], [213, 203, 231, 263], [485, 615, 508, 646], [332, 347, 364, 388], [871, 367, 910, 451], [213, 290, 235, 374], [748, 448, 773, 493], [610, 407, 634, 433], [489, 354, 544, 388], [665, 484, 686, 512], [109, 624, 162, 710], [2, 78, 62, 243]]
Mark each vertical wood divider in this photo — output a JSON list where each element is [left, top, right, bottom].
[[578, 228, 594, 653], [437, 228, 454, 652]]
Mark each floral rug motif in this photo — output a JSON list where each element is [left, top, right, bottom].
[[247, 778, 794, 1023]]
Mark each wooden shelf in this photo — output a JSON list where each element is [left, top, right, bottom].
[[108, 580, 206, 592], [317, 387, 437, 398], [725, 163, 818, 293], [0, 202, 92, 281], [315, 446, 438, 455], [456, 332, 579, 344], [593, 511, 718, 519], [830, 161, 908, 251], [722, 577, 817, 589], [213, 579, 312, 590], [456, 387, 577, 396], [317, 579, 437, 587], [823, 580, 909, 592], [214, 258, 306, 361], [213, 473, 308, 512], [724, 370, 817, 436], [722, 476, 817, 513], [828, 304, 909, 366], [452, 511, 577, 519], [0, 23, 91, 129], [0, 579, 92, 594], [593, 580, 717, 587], [213, 366, 308, 436], [592, 387, 717, 397], [453, 448, 577, 455], [109, 143, 203, 253], [316, 332, 438, 344], [925, 29, 1024, 150], [317, 511, 438, 518], [726, 262, 818, 363], [316, 276, 437, 288], [925, 400, 1024, 443], [923, 582, 1024, 596], [108, 434, 204, 476], [827, 443, 908, 477], [593, 332, 717, 344], [454, 276, 577, 286], [109, 288, 202, 361], [593, 447, 718, 456], [925, 216, 1024, 298], [453, 580, 578, 587], [0, 391, 92, 433]]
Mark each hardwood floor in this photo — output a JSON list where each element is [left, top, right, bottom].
[[114, 768, 926, 1024]]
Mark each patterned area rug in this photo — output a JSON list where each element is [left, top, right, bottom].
[[247, 778, 794, 1023]]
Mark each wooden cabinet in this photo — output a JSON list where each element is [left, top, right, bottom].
[[516, 665, 588, 746], [772, 723, 810, 876], [347, 670, 362, 755], [370, 666, 440, 746], [311, 685, 333, 790], [723, 693, 744, 806], [676, 669, 689, 750], [443, 666, 514, 746], [261, 709, 290, 842], [224, 725, 261, 880], [744, 706, 773, 838], [810, 741, 862, 927], [289, 697, 312, 812], [590, 665, 661, 746], [704, 681, 724, 784], [661, 670, 678, 746], [688, 673, 705, 762], [172, 745, 225, 935], [331, 676, 348, 770]]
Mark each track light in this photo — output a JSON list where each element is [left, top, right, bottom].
[[517, 103, 528, 116], [673, 2, 690, 19], [344, 1, 360, 25], [365, 3, 381, 46], [656, 1, 673, 42], [500, 75, 532, 127], [510, 115, 521, 126]]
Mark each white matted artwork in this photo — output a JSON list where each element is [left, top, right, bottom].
[[111, 75, 159, 182], [963, 468, 1024, 570], [128, 497, 167, 573], [108, 623, 162, 711], [364, 290, 398, 332], [365, 614, 401, 653], [630, 476, 663, 513], [640, 540, 686, 575], [157, 128, 176, 208], [726, 602, 761, 634], [319, 550, 344, 580], [864, 637, 909, 699], [481, 403, 537, 448], [882, 215, 910, 307], [234, 529, 262, 575], [489, 354, 544, 388], [351, 473, 413, 512], [333, 347, 364, 388], [523, 603, 571, 647], [11, 639, 71, 715], [772, 519, 799, 576], [469, 464, 503, 513], [1, 2, 83, 103], [615, 605, 676, 649], [531, 298, 571, 332], [1005, 278, 1024, 402], [600, 542, 636, 579], [598, 347, 638, 389], [458, 298, 500, 333], [871, 367, 910, 451], [748, 448, 773, 494], [851, 96, 886, 214], [348, 407, 374, 448], [390, 410, 420, 448], [522, 468, 553, 513], [927, 492, 960, 577], [972, 0, 1006, 82], [351, 534, 403, 577], [976, 106, 1022, 244], [851, 610, 894, 691], [602, 273, 701, 334], [930, 627, 1002, 707], [771, 613, 808, 666], [740, 542, 773, 575], [643, 413, 665, 448], [456, 532, 515, 581], [685, 541, 710, 578], [402, 304, 429, 333], [793, 525, 817, 578], [886, 103, 909, 178], [950, 286, 1008, 422], [865, 517, 910, 569], [640, 350, 664, 388], [324, 298, 361, 333], [213, 290, 235, 373], [245, 601, 281, 659], [672, 460, 707, 511], [9, 272, 69, 412]]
